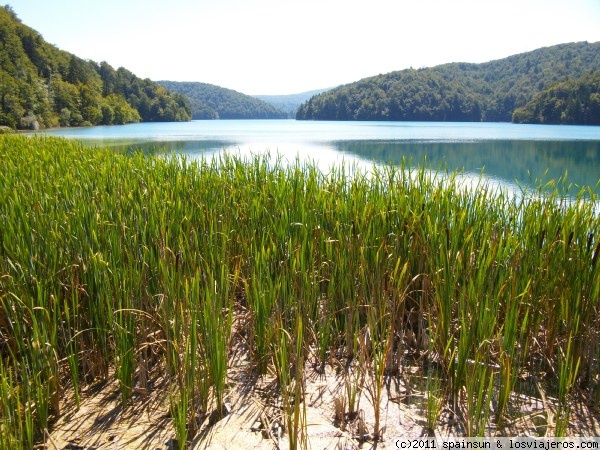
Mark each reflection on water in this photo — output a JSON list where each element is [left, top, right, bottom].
[[89, 139, 233, 157], [98, 138, 600, 195], [332, 140, 600, 193], [35, 120, 600, 195]]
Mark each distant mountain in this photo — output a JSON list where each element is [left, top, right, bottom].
[[0, 6, 190, 129], [296, 42, 600, 124], [254, 88, 332, 118], [157, 81, 287, 120]]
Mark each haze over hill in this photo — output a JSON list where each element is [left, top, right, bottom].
[[153, 84, 333, 120], [296, 42, 600, 124], [254, 89, 331, 118]]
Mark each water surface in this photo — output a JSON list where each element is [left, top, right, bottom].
[[39, 120, 600, 194]]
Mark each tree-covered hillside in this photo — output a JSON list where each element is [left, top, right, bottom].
[[513, 71, 600, 125], [0, 6, 190, 129], [255, 88, 331, 118], [296, 42, 600, 123], [158, 81, 287, 120]]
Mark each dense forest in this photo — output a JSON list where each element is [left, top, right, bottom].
[[513, 71, 600, 125], [0, 6, 190, 129], [296, 42, 600, 123], [158, 81, 287, 120]]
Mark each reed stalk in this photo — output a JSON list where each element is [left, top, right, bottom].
[[0, 135, 599, 445]]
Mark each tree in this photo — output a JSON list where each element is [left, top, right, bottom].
[[0, 5, 190, 129], [513, 71, 600, 125], [297, 42, 600, 123]]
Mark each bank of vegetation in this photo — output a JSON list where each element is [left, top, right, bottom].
[[1, 136, 599, 448], [158, 81, 287, 120], [513, 71, 600, 125], [296, 42, 600, 124], [0, 6, 191, 130]]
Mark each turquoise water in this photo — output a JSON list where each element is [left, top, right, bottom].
[[38, 120, 600, 193]]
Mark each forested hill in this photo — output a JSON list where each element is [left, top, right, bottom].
[[0, 6, 191, 129], [513, 71, 600, 125], [255, 88, 331, 118], [158, 81, 287, 120], [296, 42, 600, 123]]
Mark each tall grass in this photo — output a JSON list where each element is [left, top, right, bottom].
[[0, 135, 599, 447]]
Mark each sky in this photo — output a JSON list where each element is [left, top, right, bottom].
[[6, 0, 600, 95]]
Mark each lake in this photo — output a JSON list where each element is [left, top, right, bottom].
[[38, 120, 600, 195]]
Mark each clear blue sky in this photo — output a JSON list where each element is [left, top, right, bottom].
[[6, 0, 600, 95]]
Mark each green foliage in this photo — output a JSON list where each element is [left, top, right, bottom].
[[299, 69, 483, 121], [297, 42, 600, 123], [0, 6, 190, 129], [513, 71, 600, 125], [1, 136, 599, 445], [255, 88, 329, 118], [158, 81, 287, 119]]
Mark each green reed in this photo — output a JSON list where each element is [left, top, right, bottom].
[[199, 264, 232, 418], [0, 135, 599, 447]]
